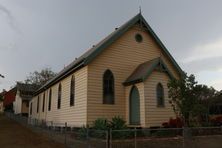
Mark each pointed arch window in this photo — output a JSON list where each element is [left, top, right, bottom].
[[103, 70, 115, 104], [37, 96, 39, 113], [57, 83, 62, 109], [48, 89, 52, 111], [156, 83, 164, 107], [42, 93, 45, 112], [30, 102, 32, 115], [70, 76, 75, 106]]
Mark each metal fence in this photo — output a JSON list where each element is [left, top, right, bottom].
[[5, 112, 222, 148]]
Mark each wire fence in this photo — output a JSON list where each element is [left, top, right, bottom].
[[5, 112, 108, 148], [5, 112, 222, 148]]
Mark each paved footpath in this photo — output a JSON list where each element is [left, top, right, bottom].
[[0, 114, 65, 148]]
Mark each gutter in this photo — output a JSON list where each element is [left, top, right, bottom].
[[33, 59, 85, 96]]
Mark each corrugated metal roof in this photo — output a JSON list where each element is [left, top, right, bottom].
[[34, 13, 184, 96]]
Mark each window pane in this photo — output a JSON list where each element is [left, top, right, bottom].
[[156, 83, 164, 106], [103, 70, 114, 104]]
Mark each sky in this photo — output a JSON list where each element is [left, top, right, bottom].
[[0, 0, 222, 91]]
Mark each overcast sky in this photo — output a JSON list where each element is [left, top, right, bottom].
[[0, 0, 222, 91]]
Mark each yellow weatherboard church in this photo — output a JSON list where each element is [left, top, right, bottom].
[[29, 13, 183, 128]]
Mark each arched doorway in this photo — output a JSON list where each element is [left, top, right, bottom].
[[129, 86, 140, 125]]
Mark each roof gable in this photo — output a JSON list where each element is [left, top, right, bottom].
[[35, 13, 183, 95], [123, 58, 175, 86]]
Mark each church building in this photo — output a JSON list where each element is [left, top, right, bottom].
[[29, 13, 183, 127]]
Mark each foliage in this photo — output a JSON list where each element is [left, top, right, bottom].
[[162, 117, 183, 128], [110, 116, 127, 130], [78, 125, 88, 139], [4, 103, 14, 112], [92, 118, 110, 130], [168, 74, 213, 126], [110, 116, 130, 139], [79, 117, 129, 139], [210, 115, 222, 126], [24, 68, 56, 86]]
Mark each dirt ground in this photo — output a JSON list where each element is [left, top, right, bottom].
[[0, 114, 65, 148]]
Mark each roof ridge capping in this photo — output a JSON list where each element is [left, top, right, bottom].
[[34, 13, 184, 96]]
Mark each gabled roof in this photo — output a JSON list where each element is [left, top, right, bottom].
[[123, 58, 175, 86], [17, 82, 40, 99], [35, 13, 184, 95]]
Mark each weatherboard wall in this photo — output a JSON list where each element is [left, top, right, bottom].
[[29, 66, 88, 127], [144, 70, 176, 127], [87, 24, 179, 126], [14, 91, 22, 114]]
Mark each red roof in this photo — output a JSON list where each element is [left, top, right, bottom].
[[3, 87, 17, 107]]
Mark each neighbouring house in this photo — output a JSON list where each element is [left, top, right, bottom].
[[0, 101, 3, 113], [13, 82, 39, 116], [29, 13, 184, 128], [0, 90, 6, 113], [3, 87, 17, 112]]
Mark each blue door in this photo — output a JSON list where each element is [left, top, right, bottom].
[[129, 86, 140, 125]]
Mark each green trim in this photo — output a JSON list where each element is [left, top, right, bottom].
[[139, 15, 184, 77], [84, 14, 140, 65], [34, 13, 184, 96], [123, 58, 175, 86], [84, 13, 184, 77]]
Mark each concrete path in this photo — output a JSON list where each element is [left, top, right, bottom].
[[0, 114, 65, 148]]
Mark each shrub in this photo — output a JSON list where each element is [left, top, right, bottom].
[[162, 117, 183, 128], [110, 116, 130, 139], [210, 115, 222, 126], [110, 116, 127, 130], [78, 125, 88, 139], [92, 118, 110, 130]]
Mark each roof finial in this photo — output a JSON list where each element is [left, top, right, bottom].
[[139, 6, 142, 14]]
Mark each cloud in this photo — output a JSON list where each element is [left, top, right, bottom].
[[182, 56, 222, 73], [183, 37, 222, 63], [209, 79, 222, 91], [0, 4, 21, 34]]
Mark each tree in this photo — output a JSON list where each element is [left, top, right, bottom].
[[24, 68, 56, 86], [168, 74, 210, 126]]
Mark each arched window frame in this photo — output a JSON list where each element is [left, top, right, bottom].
[[103, 69, 115, 104], [48, 89, 52, 111], [42, 93, 45, 112], [156, 83, 165, 107], [70, 75, 75, 106], [57, 83, 62, 109], [30, 102, 32, 115], [37, 96, 39, 113]]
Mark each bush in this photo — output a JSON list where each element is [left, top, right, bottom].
[[110, 116, 127, 130], [162, 117, 183, 128], [110, 116, 130, 139], [78, 125, 88, 139], [210, 115, 222, 126], [92, 118, 110, 130]]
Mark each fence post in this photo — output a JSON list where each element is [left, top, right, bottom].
[[110, 129, 112, 148], [182, 127, 185, 148], [65, 122, 67, 146], [134, 127, 137, 148], [106, 130, 109, 148], [87, 127, 90, 148]]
